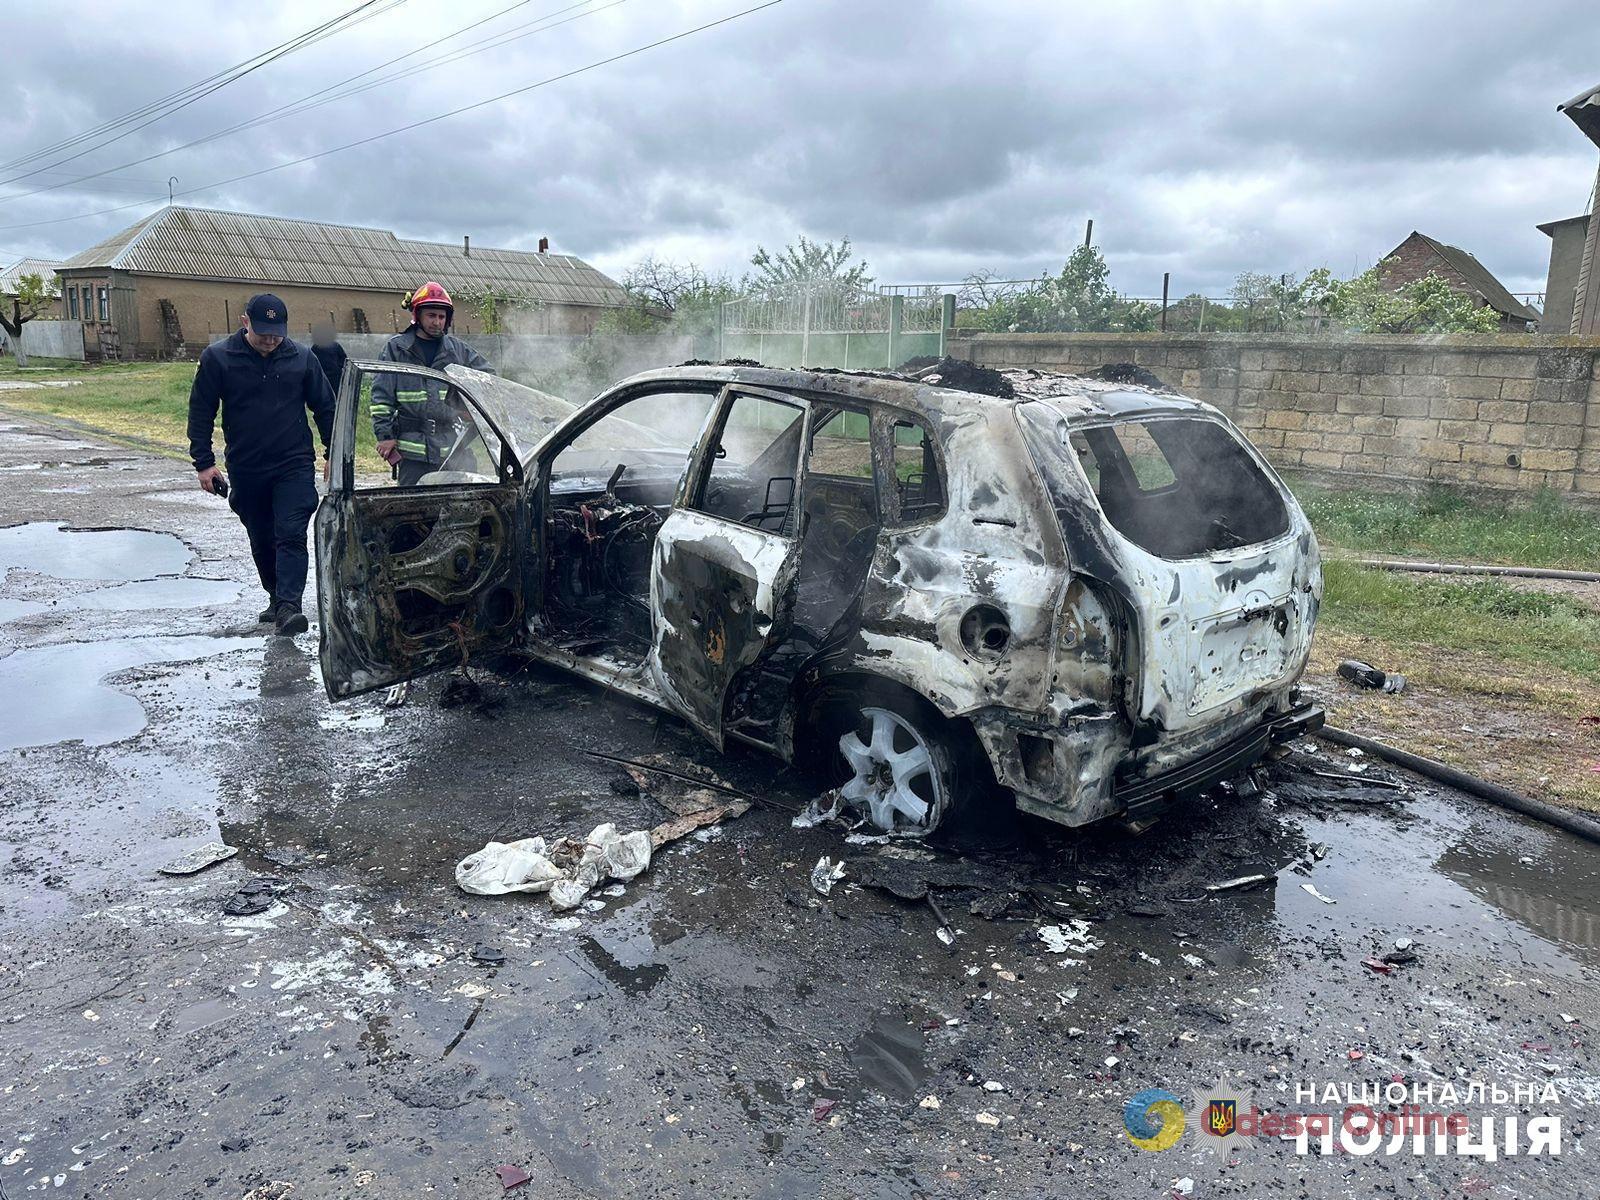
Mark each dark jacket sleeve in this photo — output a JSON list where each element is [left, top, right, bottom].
[[463, 339, 494, 375], [304, 350, 336, 455], [370, 339, 400, 441], [187, 349, 222, 472]]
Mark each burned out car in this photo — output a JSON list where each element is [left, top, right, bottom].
[[316, 360, 1323, 835]]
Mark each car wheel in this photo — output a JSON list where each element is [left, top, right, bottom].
[[821, 693, 977, 838]]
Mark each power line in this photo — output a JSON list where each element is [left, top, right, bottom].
[[0, 0, 408, 188], [0, 2, 783, 235], [0, 0, 403, 178], [0, 0, 620, 207]]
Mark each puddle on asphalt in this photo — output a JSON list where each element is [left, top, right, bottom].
[[1271, 790, 1600, 974], [0, 522, 192, 582], [848, 1011, 931, 1102], [0, 577, 242, 623], [0, 635, 259, 752], [578, 931, 667, 996]]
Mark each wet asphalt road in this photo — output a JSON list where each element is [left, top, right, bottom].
[[1, 404, 1596, 1199]]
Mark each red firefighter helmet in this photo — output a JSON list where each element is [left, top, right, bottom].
[[403, 281, 454, 327]]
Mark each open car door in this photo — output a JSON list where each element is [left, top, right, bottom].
[[647, 385, 806, 748], [316, 361, 539, 700]]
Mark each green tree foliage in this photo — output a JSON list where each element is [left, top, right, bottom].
[[959, 246, 1157, 333], [451, 284, 541, 335], [0, 272, 51, 366], [748, 236, 872, 293], [1228, 271, 1317, 332], [1305, 260, 1501, 334]]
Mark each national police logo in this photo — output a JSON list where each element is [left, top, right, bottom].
[[1190, 1080, 1252, 1155], [1205, 1098, 1237, 1138]]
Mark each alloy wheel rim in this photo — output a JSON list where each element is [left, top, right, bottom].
[[837, 706, 945, 834]]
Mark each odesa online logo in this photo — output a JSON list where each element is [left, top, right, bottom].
[[1124, 1088, 1186, 1151]]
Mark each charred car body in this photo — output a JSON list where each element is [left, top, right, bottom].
[[316, 360, 1323, 835]]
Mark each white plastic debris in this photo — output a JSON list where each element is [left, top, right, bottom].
[[1300, 882, 1337, 905], [810, 856, 846, 896], [1394, 937, 1414, 951], [1173, 1178, 1195, 1196], [456, 823, 652, 911], [792, 789, 845, 829], [1038, 921, 1102, 956], [158, 841, 238, 876], [455, 837, 567, 896], [982, 1080, 1005, 1093]]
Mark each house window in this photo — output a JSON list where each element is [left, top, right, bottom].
[[67, 287, 79, 319], [97, 287, 109, 323]]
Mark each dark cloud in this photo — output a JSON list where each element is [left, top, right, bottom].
[[2, 0, 1594, 298]]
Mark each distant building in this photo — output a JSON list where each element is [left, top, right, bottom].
[[0, 257, 63, 313], [54, 205, 630, 359], [1540, 83, 1600, 335], [1536, 214, 1588, 334], [1378, 232, 1540, 332]]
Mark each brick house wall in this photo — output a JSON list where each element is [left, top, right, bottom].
[[945, 331, 1600, 503], [1378, 233, 1529, 332], [54, 271, 607, 359]]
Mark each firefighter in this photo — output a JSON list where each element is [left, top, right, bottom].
[[370, 281, 494, 485]]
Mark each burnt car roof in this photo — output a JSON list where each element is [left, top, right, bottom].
[[618, 362, 1215, 423]]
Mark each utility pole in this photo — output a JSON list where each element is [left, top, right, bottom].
[[1083, 219, 1094, 248], [1161, 272, 1170, 332]]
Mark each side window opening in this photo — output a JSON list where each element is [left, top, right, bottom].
[[542, 387, 719, 661], [693, 393, 805, 535], [1067, 417, 1289, 557], [360, 367, 506, 491], [798, 404, 881, 597], [891, 417, 944, 522]]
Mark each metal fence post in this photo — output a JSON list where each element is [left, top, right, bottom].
[[800, 289, 812, 367], [717, 300, 726, 361], [888, 295, 904, 369], [940, 293, 956, 357]]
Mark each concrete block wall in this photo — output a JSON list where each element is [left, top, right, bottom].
[[945, 332, 1600, 502]]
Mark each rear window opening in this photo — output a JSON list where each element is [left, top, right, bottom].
[[1068, 418, 1289, 558]]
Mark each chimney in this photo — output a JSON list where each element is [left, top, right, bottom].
[[538, 236, 549, 254], [463, 235, 471, 258]]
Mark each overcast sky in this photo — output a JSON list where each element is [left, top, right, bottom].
[[3, 0, 1597, 298]]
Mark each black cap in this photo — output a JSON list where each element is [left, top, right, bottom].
[[246, 293, 288, 337]]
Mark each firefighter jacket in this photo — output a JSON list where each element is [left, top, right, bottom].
[[369, 329, 494, 465]]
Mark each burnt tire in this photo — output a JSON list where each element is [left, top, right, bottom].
[[805, 683, 987, 839]]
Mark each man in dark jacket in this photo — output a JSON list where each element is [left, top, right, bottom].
[[370, 281, 493, 485], [188, 293, 335, 636], [309, 321, 348, 396]]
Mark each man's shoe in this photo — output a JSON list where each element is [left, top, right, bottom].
[[274, 603, 309, 637], [257, 597, 277, 623]]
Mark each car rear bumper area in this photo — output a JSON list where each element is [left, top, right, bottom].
[[1116, 702, 1324, 819]]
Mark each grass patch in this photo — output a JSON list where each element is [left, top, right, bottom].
[[1296, 480, 1600, 570], [0, 359, 389, 475], [1320, 558, 1600, 684]]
